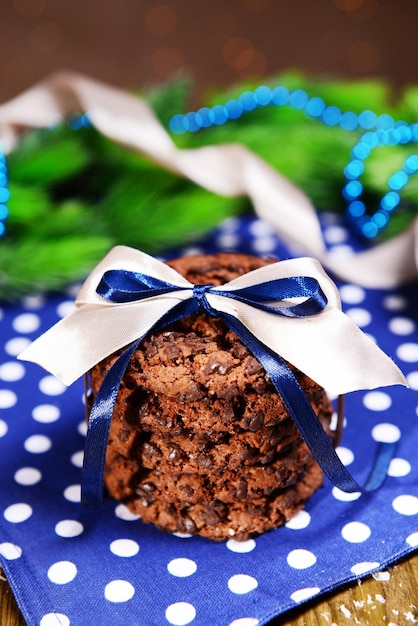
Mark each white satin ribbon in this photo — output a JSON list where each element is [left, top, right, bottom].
[[1, 71, 417, 288], [18, 246, 406, 397]]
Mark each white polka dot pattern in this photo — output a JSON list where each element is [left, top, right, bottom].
[[47, 560, 78, 585], [0, 542, 22, 560], [0, 216, 417, 626], [110, 538, 140, 557], [286, 549, 317, 569], [167, 558, 197, 577], [55, 520, 84, 538], [228, 574, 259, 594], [165, 602, 196, 625], [104, 579, 135, 602]]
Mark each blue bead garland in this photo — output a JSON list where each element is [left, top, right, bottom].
[[0, 99, 416, 241], [169, 84, 418, 239], [344, 124, 418, 238], [168, 85, 398, 135]]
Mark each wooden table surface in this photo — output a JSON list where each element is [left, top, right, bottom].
[[1, 552, 417, 625]]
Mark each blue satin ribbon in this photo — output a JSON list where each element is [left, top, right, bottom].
[[82, 269, 395, 506]]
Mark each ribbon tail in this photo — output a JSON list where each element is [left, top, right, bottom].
[[363, 441, 397, 492], [81, 297, 200, 506], [82, 339, 140, 506], [221, 312, 394, 494]]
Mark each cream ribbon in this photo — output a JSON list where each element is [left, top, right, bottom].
[[18, 246, 406, 397], [1, 71, 418, 288]]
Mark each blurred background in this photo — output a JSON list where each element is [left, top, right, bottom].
[[0, 0, 417, 106]]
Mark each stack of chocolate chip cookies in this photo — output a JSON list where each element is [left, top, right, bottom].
[[89, 253, 335, 541]]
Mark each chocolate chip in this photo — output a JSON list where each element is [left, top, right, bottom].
[[168, 445, 185, 462], [140, 482, 156, 494], [239, 447, 257, 462], [217, 384, 239, 400], [247, 413, 264, 432], [165, 345, 182, 361], [231, 343, 249, 360], [222, 405, 235, 423], [118, 429, 131, 442], [199, 500, 226, 525], [218, 362, 233, 375], [166, 503, 177, 516], [142, 442, 161, 458], [199, 507, 220, 525], [246, 503, 268, 517], [196, 454, 214, 470], [176, 516, 197, 534], [236, 478, 248, 500], [203, 361, 220, 376], [253, 380, 267, 394], [180, 484, 194, 498], [180, 381, 205, 402], [260, 453, 275, 464], [245, 357, 263, 376], [145, 343, 158, 358]]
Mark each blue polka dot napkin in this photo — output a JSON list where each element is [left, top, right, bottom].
[[1, 215, 418, 626]]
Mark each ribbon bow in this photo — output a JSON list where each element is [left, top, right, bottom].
[[19, 246, 406, 505]]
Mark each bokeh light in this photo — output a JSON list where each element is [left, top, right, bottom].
[[348, 40, 381, 73], [152, 46, 185, 79], [145, 4, 178, 36], [30, 22, 63, 55]]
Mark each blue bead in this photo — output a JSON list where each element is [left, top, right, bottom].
[[344, 159, 364, 179], [239, 91, 257, 111], [351, 142, 371, 160], [361, 132, 379, 148], [347, 200, 366, 218], [343, 180, 363, 199], [169, 114, 187, 134], [380, 191, 400, 211], [184, 112, 201, 132], [289, 89, 308, 109], [386, 128, 403, 146], [0, 204, 8, 220], [372, 210, 389, 228], [0, 173, 7, 187], [395, 124, 412, 143], [305, 97, 325, 118], [321, 106, 341, 126], [339, 111, 358, 131], [211, 105, 228, 125], [196, 107, 213, 128], [271, 86, 289, 106], [376, 113, 394, 130], [361, 221, 379, 238], [388, 171, 408, 191], [0, 222, 5, 237], [358, 110, 377, 130], [225, 99, 243, 120], [375, 129, 389, 145], [81, 113, 91, 127], [0, 188, 10, 203], [254, 86, 272, 106], [404, 155, 418, 174]]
